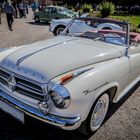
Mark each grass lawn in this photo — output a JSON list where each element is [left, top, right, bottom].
[[111, 15, 140, 27]]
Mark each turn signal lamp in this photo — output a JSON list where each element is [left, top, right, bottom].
[[60, 74, 74, 85]]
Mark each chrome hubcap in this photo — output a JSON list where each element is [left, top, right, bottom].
[[57, 28, 64, 35], [90, 94, 109, 131], [35, 17, 39, 21]]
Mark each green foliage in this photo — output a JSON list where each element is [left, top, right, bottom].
[[111, 15, 140, 27], [79, 3, 94, 16], [99, 1, 115, 17], [131, 24, 139, 32], [67, 5, 76, 12], [82, 3, 93, 11], [111, 15, 140, 32]]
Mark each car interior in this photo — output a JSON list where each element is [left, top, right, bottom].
[[78, 29, 140, 45]]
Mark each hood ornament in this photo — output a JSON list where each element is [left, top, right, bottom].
[[7, 74, 16, 92]]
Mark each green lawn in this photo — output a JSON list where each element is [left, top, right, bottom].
[[111, 15, 140, 27]]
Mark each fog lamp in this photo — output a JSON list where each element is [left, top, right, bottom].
[[38, 101, 49, 115]]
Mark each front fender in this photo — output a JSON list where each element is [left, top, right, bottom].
[[0, 47, 21, 64], [49, 57, 130, 122]]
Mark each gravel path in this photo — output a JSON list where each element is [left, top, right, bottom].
[[0, 12, 53, 48], [0, 10, 140, 140]]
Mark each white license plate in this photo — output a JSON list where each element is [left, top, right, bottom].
[[0, 100, 25, 123]]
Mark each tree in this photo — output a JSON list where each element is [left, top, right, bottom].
[[62, 0, 140, 6]]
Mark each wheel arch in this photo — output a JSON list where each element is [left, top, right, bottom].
[[53, 24, 66, 35], [82, 82, 120, 121], [91, 82, 119, 104]]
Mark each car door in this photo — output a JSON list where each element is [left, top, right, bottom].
[[128, 43, 140, 82], [50, 7, 59, 19], [69, 20, 96, 33], [41, 7, 51, 21]]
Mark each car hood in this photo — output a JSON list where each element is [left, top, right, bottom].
[[1, 36, 123, 83]]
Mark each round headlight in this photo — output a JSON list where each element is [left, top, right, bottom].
[[48, 84, 71, 109]]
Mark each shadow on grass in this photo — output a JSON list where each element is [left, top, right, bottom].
[[0, 82, 139, 140]]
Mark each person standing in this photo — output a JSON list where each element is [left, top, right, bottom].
[[4, 0, 15, 31], [11, 0, 17, 18], [31, 2, 38, 13], [18, 1, 23, 18], [0, 4, 2, 24], [23, 2, 28, 18]]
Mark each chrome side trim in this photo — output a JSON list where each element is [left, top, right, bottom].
[[0, 89, 81, 130], [115, 75, 140, 103]]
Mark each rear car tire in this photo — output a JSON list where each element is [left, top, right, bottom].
[[35, 16, 40, 23], [79, 93, 109, 135], [53, 25, 66, 36]]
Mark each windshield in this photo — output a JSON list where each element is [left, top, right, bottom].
[[58, 8, 69, 13], [62, 18, 130, 46]]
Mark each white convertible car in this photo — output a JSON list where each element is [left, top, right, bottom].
[[50, 18, 122, 35], [0, 17, 140, 135]]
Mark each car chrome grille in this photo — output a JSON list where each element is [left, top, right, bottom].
[[0, 69, 11, 85], [0, 68, 44, 100]]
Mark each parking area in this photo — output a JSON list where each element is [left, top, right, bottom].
[[0, 13, 53, 48], [0, 12, 140, 140]]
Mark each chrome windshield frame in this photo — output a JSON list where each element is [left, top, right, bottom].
[[62, 17, 130, 47]]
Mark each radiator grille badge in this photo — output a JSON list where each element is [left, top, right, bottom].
[[7, 74, 16, 92]]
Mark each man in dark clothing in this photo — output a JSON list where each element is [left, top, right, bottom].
[[0, 4, 2, 24], [12, 0, 17, 18], [4, 0, 15, 31]]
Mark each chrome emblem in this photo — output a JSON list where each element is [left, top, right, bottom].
[[7, 74, 16, 92]]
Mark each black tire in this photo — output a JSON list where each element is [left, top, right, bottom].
[[35, 16, 40, 23], [53, 25, 66, 36], [79, 93, 109, 135]]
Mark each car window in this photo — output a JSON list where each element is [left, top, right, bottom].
[[45, 7, 51, 13], [45, 7, 56, 13], [51, 8, 57, 13], [58, 8, 67, 13]]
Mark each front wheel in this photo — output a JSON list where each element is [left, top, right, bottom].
[[35, 16, 40, 23], [80, 93, 109, 135]]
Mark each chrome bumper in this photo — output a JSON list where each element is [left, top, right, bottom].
[[0, 89, 81, 130]]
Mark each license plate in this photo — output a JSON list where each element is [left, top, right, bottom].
[[0, 100, 25, 123]]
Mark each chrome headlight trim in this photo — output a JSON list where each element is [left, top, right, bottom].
[[48, 83, 71, 109]]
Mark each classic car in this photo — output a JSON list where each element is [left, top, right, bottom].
[[50, 18, 122, 35], [0, 17, 140, 135], [34, 5, 77, 23]]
